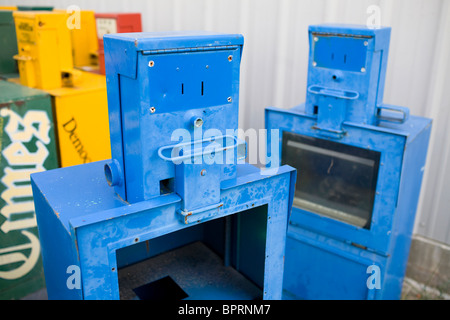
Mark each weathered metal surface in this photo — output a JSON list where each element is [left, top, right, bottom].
[[31, 32, 296, 300], [0, 80, 58, 299], [266, 24, 432, 300]]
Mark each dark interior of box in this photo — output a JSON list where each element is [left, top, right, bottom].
[[115, 205, 268, 300], [282, 131, 380, 229]]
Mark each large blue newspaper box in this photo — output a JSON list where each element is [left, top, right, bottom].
[[31, 32, 296, 300], [266, 24, 432, 300]]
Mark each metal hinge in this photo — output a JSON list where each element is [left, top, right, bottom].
[[142, 45, 239, 55]]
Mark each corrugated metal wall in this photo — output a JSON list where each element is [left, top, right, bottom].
[[5, 0, 449, 244]]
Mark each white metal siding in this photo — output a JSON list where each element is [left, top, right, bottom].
[[4, 0, 449, 244]]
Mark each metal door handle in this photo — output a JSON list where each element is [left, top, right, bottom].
[[376, 104, 409, 123], [158, 134, 242, 162]]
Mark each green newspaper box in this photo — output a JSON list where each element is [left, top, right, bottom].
[[0, 10, 18, 76], [0, 80, 58, 299]]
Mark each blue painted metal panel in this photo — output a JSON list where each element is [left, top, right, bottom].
[[313, 35, 368, 72], [283, 226, 386, 300], [381, 118, 432, 299], [103, 31, 244, 203], [32, 31, 296, 300], [31, 179, 82, 300], [266, 107, 410, 255], [31, 161, 295, 299], [266, 24, 432, 300], [306, 24, 391, 128]]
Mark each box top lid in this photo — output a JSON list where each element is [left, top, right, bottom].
[[16, 6, 54, 11], [104, 31, 244, 51], [0, 10, 14, 23], [95, 12, 141, 18], [0, 80, 49, 104], [309, 23, 391, 36], [12, 10, 65, 18], [44, 71, 106, 97]]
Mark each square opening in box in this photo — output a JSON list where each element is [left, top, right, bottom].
[[132, 276, 188, 300], [160, 178, 174, 195], [115, 205, 268, 300], [282, 132, 380, 229]]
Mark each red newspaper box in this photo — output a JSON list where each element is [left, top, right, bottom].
[[95, 13, 142, 74]]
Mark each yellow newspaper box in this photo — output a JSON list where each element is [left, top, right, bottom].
[[13, 11, 110, 167], [53, 9, 99, 69], [13, 11, 81, 90], [46, 72, 111, 167]]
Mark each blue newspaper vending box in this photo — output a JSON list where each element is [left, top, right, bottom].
[[31, 31, 296, 300], [266, 24, 432, 300]]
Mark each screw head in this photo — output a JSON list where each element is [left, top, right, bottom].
[[150, 107, 156, 113], [312, 61, 317, 67], [364, 41, 368, 46], [314, 36, 319, 42], [228, 55, 233, 61], [201, 169, 207, 176], [148, 60, 155, 67], [227, 97, 232, 102], [361, 67, 366, 72]]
